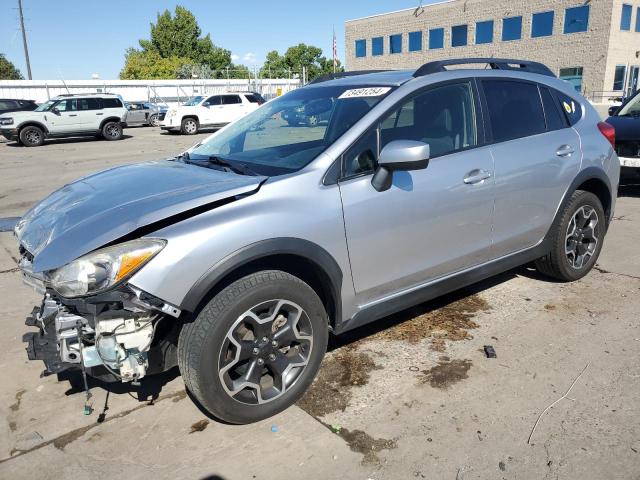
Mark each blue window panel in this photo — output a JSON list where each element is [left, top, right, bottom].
[[355, 39, 366, 58], [409, 31, 422, 52], [451, 24, 468, 47], [476, 20, 494, 44], [621, 4, 632, 31], [372, 36, 383, 56], [532, 11, 554, 38], [429, 28, 444, 49], [502, 16, 522, 41], [637, 8, 640, 32], [389, 34, 402, 54], [564, 5, 590, 33]]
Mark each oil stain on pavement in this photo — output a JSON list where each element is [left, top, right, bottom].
[[421, 359, 473, 389], [335, 427, 397, 465]]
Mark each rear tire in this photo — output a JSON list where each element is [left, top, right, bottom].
[[535, 190, 605, 281], [102, 121, 123, 141], [181, 117, 199, 135], [178, 270, 328, 424], [148, 114, 160, 127], [19, 126, 44, 147]]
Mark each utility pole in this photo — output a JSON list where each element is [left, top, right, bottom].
[[18, 0, 32, 79]]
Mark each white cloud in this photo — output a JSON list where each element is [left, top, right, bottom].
[[231, 54, 240, 62], [243, 52, 257, 63]]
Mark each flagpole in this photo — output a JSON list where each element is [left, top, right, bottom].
[[333, 26, 337, 73]]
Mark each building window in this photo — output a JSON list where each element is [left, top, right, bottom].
[[476, 20, 494, 44], [532, 11, 554, 38], [559, 67, 583, 92], [621, 4, 633, 31], [429, 28, 444, 49], [564, 5, 590, 33], [451, 24, 468, 47], [637, 8, 640, 32], [502, 16, 522, 41], [355, 39, 366, 58], [614, 65, 627, 91], [409, 31, 423, 52], [372, 36, 383, 56], [389, 34, 402, 54]]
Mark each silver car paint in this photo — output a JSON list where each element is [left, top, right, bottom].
[[17, 68, 620, 325]]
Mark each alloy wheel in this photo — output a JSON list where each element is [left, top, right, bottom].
[[184, 120, 197, 134], [105, 124, 121, 138], [25, 129, 41, 145], [218, 299, 313, 405], [565, 205, 599, 269]]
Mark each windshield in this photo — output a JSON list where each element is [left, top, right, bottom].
[[183, 96, 205, 106], [35, 100, 57, 112], [189, 85, 394, 175], [618, 92, 640, 116]]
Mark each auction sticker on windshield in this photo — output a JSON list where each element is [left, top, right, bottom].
[[338, 87, 391, 99]]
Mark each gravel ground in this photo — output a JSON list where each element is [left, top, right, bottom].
[[0, 127, 638, 479]]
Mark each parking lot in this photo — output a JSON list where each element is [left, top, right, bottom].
[[0, 127, 639, 479]]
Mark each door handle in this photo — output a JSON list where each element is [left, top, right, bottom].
[[556, 145, 575, 157], [69, 114, 77, 117], [96, 113, 104, 116], [463, 169, 492, 184]]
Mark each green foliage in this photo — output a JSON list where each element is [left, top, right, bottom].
[[176, 62, 252, 80], [259, 43, 343, 81], [120, 5, 232, 79], [0, 54, 24, 80]]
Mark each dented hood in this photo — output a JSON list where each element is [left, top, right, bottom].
[[16, 159, 265, 272]]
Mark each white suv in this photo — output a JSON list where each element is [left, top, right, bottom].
[[0, 93, 127, 147], [161, 92, 264, 134]]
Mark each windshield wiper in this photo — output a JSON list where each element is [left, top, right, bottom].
[[208, 156, 258, 176]]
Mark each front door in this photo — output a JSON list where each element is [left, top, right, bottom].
[[481, 79, 581, 258], [47, 99, 81, 133], [338, 81, 494, 304]]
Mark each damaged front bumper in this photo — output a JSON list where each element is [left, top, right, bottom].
[[20, 265, 182, 383]]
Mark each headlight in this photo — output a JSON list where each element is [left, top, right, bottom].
[[167, 110, 176, 118], [48, 239, 166, 298], [0, 118, 13, 125]]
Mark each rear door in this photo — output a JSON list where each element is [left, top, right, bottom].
[[76, 98, 102, 130], [220, 94, 244, 123], [482, 79, 581, 258]]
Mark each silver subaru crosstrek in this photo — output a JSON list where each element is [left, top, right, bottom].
[[16, 58, 619, 424]]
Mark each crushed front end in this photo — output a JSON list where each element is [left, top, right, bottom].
[[18, 246, 182, 385]]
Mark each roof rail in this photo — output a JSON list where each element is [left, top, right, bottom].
[[413, 58, 555, 78], [309, 70, 390, 85]]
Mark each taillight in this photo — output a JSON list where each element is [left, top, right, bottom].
[[597, 121, 615, 149]]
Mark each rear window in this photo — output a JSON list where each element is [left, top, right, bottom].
[[554, 91, 582, 126], [540, 87, 568, 131], [483, 80, 546, 142], [102, 98, 123, 108], [222, 95, 242, 105], [245, 93, 265, 104]]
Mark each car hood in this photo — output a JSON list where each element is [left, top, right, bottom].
[[1, 110, 45, 121], [15, 159, 265, 272], [606, 115, 640, 142]]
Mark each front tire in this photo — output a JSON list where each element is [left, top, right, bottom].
[[181, 117, 199, 135], [19, 126, 44, 147], [148, 114, 160, 127], [535, 190, 605, 281], [178, 270, 328, 424], [102, 121, 123, 141]]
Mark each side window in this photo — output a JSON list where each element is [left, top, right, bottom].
[[380, 82, 477, 157], [55, 99, 77, 112], [102, 98, 123, 108], [540, 87, 568, 131], [342, 129, 378, 178], [222, 95, 242, 105], [554, 90, 582, 126], [206, 96, 222, 105], [482, 80, 545, 142], [78, 98, 100, 110]]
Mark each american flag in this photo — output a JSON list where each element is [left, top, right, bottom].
[[332, 27, 337, 73]]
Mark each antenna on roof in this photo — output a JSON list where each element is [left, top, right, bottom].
[[57, 68, 70, 94], [413, 1, 424, 17]]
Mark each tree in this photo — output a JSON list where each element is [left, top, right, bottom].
[[259, 44, 344, 81], [120, 6, 233, 79], [120, 49, 190, 80], [0, 54, 24, 80]]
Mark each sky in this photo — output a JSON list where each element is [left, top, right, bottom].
[[0, 0, 432, 80]]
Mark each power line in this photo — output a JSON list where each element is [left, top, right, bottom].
[[18, 0, 32, 79]]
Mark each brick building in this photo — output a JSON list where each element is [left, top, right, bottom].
[[345, 0, 640, 100]]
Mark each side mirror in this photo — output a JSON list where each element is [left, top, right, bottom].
[[202, 102, 210, 107], [371, 140, 430, 192], [608, 106, 620, 116], [51, 107, 60, 115]]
